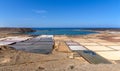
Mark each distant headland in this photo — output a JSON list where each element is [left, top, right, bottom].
[[0, 28, 34, 33]]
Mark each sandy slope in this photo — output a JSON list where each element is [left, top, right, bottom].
[[0, 45, 120, 71], [0, 31, 120, 71]]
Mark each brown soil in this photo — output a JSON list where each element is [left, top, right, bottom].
[[0, 31, 120, 71], [0, 47, 120, 71]]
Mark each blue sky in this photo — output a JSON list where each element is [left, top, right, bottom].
[[0, 0, 120, 28]]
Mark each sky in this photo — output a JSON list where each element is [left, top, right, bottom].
[[0, 0, 120, 28]]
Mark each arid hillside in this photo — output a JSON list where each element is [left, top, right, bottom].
[[0, 28, 34, 33]]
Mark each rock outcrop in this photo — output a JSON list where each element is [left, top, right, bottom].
[[0, 28, 34, 33]]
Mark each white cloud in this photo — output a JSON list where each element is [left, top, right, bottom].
[[33, 10, 47, 14]]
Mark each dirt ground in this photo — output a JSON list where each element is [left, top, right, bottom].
[[0, 46, 120, 71], [0, 32, 120, 71]]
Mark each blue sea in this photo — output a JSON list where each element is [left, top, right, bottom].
[[26, 28, 98, 35]]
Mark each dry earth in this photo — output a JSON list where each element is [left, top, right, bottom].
[[0, 31, 120, 71]]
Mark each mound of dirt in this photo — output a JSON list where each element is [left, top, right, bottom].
[[0, 46, 14, 51]]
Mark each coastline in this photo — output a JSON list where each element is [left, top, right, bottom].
[[0, 28, 34, 34], [0, 29, 120, 71], [0, 28, 35, 38]]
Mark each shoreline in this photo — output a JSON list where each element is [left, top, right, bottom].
[[0, 28, 35, 34], [0, 29, 120, 71]]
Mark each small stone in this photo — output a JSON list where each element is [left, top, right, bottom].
[[70, 65, 74, 69], [68, 55, 74, 59]]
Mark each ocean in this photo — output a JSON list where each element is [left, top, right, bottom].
[[26, 28, 98, 35]]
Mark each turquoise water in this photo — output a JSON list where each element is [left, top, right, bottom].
[[26, 28, 98, 35]]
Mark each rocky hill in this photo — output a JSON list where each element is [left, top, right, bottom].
[[0, 28, 34, 33]]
